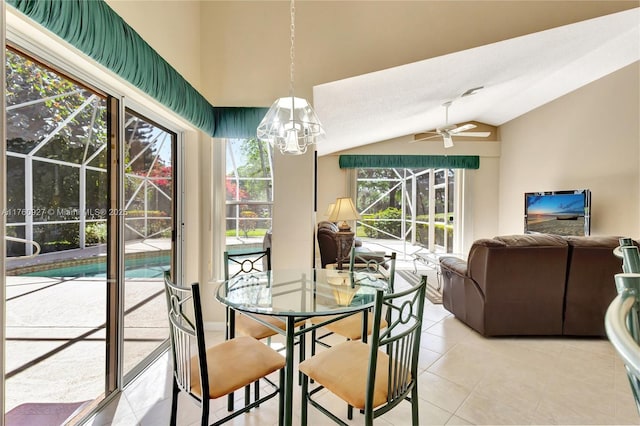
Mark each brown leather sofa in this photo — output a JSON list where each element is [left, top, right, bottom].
[[439, 234, 626, 337]]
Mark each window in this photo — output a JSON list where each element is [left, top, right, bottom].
[[225, 138, 273, 249], [356, 167, 457, 255]]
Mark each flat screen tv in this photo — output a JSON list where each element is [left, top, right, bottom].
[[524, 189, 591, 236]]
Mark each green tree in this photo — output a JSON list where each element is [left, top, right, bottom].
[[235, 138, 272, 203], [6, 48, 108, 253]]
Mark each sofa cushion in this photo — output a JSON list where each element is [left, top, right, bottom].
[[494, 233, 568, 247], [563, 235, 623, 336]]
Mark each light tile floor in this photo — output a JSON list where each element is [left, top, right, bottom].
[[86, 270, 640, 426]]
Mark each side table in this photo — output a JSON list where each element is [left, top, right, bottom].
[[335, 230, 354, 269]]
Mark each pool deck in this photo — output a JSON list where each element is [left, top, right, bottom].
[[4, 238, 172, 417]]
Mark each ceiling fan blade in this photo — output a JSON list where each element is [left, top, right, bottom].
[[443, 134, 454, 148], [410, 134, 441, 143], [449, 123, 477, 134], [438, 124, 457, 132], [456, 131, 491, 137]]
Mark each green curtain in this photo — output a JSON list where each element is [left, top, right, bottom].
[[7, 0, 264, 138], [212, 107, 269, 138], [338, 155, 480, 169]]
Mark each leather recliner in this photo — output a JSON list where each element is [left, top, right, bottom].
[[440, 234, 570, 336]]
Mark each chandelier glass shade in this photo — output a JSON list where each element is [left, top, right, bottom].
[[257, 96, 324, 155], [256, 0, 324, 155]]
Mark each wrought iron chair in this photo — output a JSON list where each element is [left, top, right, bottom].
[[224, 248, 286, 342], [310, 249, 396, 356], [299, 275, 427, 425], [224, 248, 306, 406], [163, 272, 285, 426]]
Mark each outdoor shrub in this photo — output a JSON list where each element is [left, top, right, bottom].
[[239, 210, 258, 238], [361, 214, 379, 238], [86, 222, 107, 244], [362, 208, 402, 239]]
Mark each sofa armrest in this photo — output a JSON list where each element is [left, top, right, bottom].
[[439, 256, 468, 277], [439, 255, 487, 333]]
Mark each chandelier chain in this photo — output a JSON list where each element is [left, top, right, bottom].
[[289, 0, 295, 97]]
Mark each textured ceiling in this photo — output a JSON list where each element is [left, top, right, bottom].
[[313, 8, 640, 155]]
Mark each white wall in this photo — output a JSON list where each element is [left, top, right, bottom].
[[498, 63, 640, 238]]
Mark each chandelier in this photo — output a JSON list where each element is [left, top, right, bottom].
[[257, 0, 324, 155]]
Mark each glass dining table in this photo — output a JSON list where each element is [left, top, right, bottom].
[[216, 268, 390, 426]]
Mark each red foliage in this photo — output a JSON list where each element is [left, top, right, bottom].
[[226, 179, 249, 200]]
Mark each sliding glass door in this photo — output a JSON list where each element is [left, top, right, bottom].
[[5, 47, 111, 418], [356, 167, 457, 255], [4, 47, 176, 421], [122, 110, 174, 380]]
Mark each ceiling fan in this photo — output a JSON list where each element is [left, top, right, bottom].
[[412, 101, 491, 148]]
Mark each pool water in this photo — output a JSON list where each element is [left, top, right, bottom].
[[24, 255, 170, 279]]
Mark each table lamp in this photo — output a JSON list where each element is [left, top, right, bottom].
[[328, 197, 361, 268], [328, 197, 361, 232]]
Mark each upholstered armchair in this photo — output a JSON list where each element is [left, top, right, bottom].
[[317, 221, 362, 268]]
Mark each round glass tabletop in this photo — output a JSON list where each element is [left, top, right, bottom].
[[216, 268, 389, 317]]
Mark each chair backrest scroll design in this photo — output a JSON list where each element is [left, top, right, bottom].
[[366, 276, 426, 413], [224, 248, 271, 279], [349, 247, 397, 292]]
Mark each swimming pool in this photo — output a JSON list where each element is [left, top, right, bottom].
[[22, 254, 170, 279]]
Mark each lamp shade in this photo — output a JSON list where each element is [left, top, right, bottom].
[[328, 197, 361, 231], [257, 97, 324, 155], [324, 203, 336, 217]]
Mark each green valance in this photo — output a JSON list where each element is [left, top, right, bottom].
[[339, 155, 480, 170], [212, 107, 269, 139], [7, 0, 263, 138]]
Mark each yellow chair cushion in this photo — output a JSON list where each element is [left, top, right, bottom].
[[190, 336, 285, 399], [299, 340, 391, 409], [236, 313, 285, 339], [236, 313, 307, 340], [316, 312, 387, 340]]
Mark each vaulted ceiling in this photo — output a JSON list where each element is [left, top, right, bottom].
[[313, 8, 639, 155]]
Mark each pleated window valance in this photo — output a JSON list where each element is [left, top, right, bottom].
[[338, 155, 480, 169], [7, 0, 264, 138]]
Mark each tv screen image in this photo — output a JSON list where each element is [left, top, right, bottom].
[[524, 190, 591, 236]]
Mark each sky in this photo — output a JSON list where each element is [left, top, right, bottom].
[[526, 192, 587, 215]]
